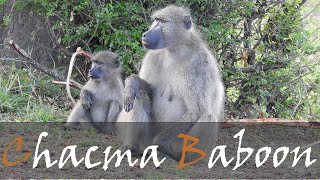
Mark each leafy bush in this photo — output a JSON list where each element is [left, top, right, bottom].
[[2, 0, 319, 120]]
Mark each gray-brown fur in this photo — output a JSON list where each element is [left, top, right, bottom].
[[117, 5, 225, 160], [66, 50, 123, 133]]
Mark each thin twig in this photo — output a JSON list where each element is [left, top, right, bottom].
[[66, 47, 92, 104], [222, 118, 320, 129], [0, 58, 26, 62], [302, 140, 320, 149], [52, 80, 81, 90], [238, 63, 287, 73], [300, 2, 320, 20], [138, 0, 148, 21]]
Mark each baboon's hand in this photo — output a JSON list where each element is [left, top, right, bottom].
[[80, 90, 92, 110], [123, 89, 135, 112], [123, 74, 145, 112]]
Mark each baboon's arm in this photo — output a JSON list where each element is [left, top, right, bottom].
[[123, 74, 151, 112], [80, 89, 93, 110], [106, 100, 122, 123], [181, 79, 207, 122]]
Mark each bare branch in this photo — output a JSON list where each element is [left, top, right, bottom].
[[52, 80, 81, 90], [300, 2, 319, 20], [138, 0, 148, 21], [66, 47, 92, 105], [222, 118, 319, 128], [238, 63, 287, 73], [8, 40, 83, 89], [0, 57, 26, 62]]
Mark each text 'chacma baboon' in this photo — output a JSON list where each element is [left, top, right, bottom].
[[117, 5, 225, 161], [66, 50, 123, 133]]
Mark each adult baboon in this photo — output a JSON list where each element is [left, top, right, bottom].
[[66, 51, 123, 133], [117, 5, 225, 160]]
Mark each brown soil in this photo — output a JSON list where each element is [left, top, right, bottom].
[[1, 123, 320, 179]]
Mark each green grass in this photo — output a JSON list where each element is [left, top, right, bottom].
[[0, 64, 69, 122]]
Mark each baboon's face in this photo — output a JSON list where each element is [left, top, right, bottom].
[[142, 7, 192, 50], [89, 53, 120, 80], [142, 18, 166, 49]]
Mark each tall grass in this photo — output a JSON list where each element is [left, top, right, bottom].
[[0, 63, 71, 122]]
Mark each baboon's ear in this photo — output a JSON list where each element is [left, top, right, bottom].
[[184, 16, 192, 30]]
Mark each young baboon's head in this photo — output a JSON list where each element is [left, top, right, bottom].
[[142, 5, 193, 50], [88, 51, 121, 80]]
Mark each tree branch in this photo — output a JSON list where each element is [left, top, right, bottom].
[[8, 40, 83, 89], [52, 80, 81, 90], [222, 118, 320, 128], [238, 63, 287, 73], [66, 47, 92, 104]]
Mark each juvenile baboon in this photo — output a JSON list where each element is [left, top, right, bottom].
[[117, 5, 225, 161], [66, 50, 123, 133]]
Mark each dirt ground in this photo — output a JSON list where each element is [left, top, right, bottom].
[[1, 123, 320, 179]]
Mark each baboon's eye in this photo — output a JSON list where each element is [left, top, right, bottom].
[[93, 60, 102, 65], [155, 18, 167, 23]]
